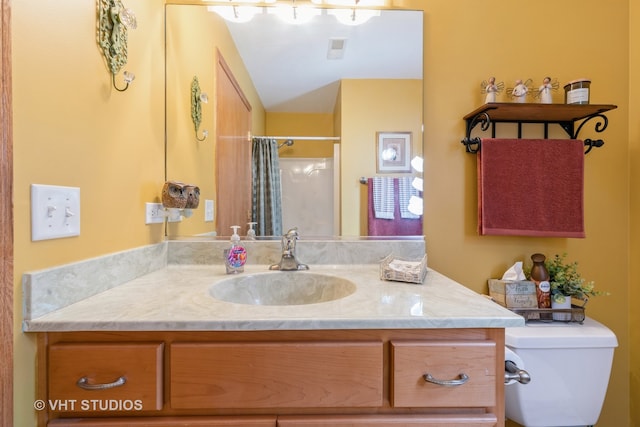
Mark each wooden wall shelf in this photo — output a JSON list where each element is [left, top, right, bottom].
[[462, 103, 618, 153]]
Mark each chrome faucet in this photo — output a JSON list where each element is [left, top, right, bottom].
[[269, 227, 309, 271]]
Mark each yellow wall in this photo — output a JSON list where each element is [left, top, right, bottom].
[[340, 79, 423, 235], [10, 0, 637, 426], [629, 0, 640, 424], [408, 0, 631, 425], [12, 0, 166, 424], [165, 4, 265, 236], [265, 111, 335, 157]]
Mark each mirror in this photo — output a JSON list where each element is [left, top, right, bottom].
[[165, 3, 423, 238]]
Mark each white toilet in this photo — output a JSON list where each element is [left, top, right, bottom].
[[504, 317, 618, 427]]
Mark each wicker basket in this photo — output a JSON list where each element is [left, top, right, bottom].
[[379, 253, 427, 284]]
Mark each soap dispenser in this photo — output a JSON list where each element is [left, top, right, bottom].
[[247, 222, 257, 240], [225, 225, 247, 274]]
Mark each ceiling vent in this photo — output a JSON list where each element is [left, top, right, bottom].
[[327, 37, 347, 59]]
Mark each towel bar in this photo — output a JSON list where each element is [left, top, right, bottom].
[[460, 103, 616, 154], [462, 138, 604, 154]]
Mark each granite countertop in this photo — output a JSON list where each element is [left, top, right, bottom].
[[23, 263, 524, 332]]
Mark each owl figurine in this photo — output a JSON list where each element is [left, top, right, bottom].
[[184, 185, 200, 209], [162, 181, 187, 209]]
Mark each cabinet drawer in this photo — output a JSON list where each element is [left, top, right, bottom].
[[170, 341, 383, 409], [391, 341, 496, 408], [48, 342, 164, 412], [48, 415, 276, 426]]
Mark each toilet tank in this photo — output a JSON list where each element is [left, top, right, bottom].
[[504, 317, 617, 427]]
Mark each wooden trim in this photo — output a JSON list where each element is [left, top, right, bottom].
[[216, 48, 251, 113], [0, 0, 13, 426]]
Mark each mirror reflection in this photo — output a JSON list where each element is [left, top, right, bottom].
[[165, 4, 423, 238]]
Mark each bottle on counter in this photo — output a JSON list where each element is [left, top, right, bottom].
[[247, 222, 257, 240], [530, 253, 551, 308], [225, 225, 247, 274]]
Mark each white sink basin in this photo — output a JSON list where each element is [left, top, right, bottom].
[[209, 272, 357, 306]]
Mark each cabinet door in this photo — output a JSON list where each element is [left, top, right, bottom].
[[277, 414, 497, 426], [48, 415, 276, 426], [170, 341, 383, 409], [391, 341, 496, 408], [48, 342, 164, 412]]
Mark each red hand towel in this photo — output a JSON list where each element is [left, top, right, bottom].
[[477, 138, 585, 238]]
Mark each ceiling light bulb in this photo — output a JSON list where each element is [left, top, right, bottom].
[[407, 195, 423, 216], [411, 155, 423, 173], [411, 177, 423, 192]]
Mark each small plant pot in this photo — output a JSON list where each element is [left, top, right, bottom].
[[551, 294, 572, 321]]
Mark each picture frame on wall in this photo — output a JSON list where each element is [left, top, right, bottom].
[[376, 131, 412, 173]]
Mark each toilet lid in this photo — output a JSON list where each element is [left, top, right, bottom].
[[505, 317, 618, 349]]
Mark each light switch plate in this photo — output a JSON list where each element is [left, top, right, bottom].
[[204, 199, 214, 222], [31, 184, 81, 241]]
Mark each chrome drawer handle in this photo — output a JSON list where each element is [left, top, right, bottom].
[[76, 376, 126, 390], [423, 373, 469, 387]]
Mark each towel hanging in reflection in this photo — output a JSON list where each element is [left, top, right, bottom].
[[477, 138, 585, 238], [367, 178, 422, 236], [372, 177, 395, 219]]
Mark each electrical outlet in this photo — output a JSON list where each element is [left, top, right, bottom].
[[31, 184, 81, 241], [145, 202, 165, 224]]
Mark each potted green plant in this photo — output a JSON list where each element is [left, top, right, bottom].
[[546, 253, 604, 305]]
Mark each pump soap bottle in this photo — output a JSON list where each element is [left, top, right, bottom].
[[247, 222, 257, 240], [225, 225, 247, 274]]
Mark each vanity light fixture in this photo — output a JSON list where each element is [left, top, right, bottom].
[[328, 8, 380, 25], [207, 0, 276, 23], [98, 0, 137, 92], [268, 2, 321, 25], [206, 0, 276, 2], [191, 76, 209, 142], [310, 0, 386, 6]]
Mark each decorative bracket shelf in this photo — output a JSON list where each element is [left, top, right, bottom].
[[461, 103, 617, 154]]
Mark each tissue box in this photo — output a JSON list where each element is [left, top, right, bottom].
[[488, 279, 538, 308]]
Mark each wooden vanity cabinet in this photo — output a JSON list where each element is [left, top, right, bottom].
[[39, 329, 505, 427]]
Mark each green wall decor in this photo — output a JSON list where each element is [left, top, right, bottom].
[[98, 0, 137, 92], [191, 76, 208, 141]]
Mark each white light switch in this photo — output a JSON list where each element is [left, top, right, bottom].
[[204, 199, 214, 222], [31, 184, 80, 241]]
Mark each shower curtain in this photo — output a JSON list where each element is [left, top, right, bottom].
[[251, 137, 283, 236]]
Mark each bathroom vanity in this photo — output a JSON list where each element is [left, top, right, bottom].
[[24, 241, 524, 427]]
